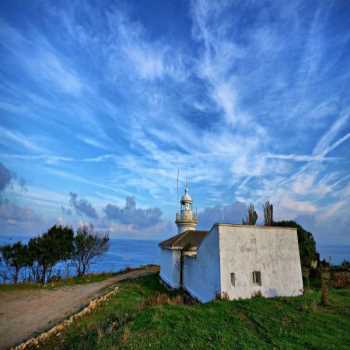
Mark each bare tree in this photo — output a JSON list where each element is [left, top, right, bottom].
[[263, 201, 273, 226], [242, 204, 258, 225], [71, 225, 110, 276]]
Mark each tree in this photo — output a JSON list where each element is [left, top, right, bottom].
[[242, 203, 258, 225], [71, 225, 109, 276], [263, 201, 273, 226], [27, 225, 74, 283], [0, 242, 29, 284], [272, 220, 318, 268]]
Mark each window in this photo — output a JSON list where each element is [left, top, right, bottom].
[[230, 273, 236, 286], [252, 271, 262, 286]]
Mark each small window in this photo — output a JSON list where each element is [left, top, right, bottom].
[[230, 273, 236, 286], [252, 271, 262, 286]]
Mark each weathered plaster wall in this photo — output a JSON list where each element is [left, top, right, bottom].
[[183, 226, 221, 303], [218, 225, 303, 300], [159, 248, 181, 288]]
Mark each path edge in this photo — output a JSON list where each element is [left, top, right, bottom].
[[11, 285, 119, 350]]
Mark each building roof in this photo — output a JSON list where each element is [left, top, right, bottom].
[[159, 230, 208, 250]]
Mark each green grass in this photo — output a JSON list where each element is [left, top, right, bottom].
[[32, 274, 350, 350], [0, 266, 149, 292], [0, 273, 117, 292]]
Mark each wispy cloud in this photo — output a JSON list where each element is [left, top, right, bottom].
[[1, 0, 350, 242], [313, 111, 350, 156], [191, 0, 249, 127], [0, 20, 84, 96], [0, 126, 48, 153], [101, 7, 190, 82], [265, 154, 338, 162]]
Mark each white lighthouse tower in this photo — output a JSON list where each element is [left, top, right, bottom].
[[175, 185, 198, 233]]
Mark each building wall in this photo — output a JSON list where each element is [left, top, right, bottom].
[[159, 248, 181, 288], [183, 226, 221, 303], [218, 225, 303, 300]]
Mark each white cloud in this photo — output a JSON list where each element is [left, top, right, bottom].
[[191, 0, 249, 127], [0, 126, 48, 154], [1, 1, 349, 243], [291, 173, 316, 195], [265, 153, 338, 162], [313, 111, 349, 156], [0, 20, 84, 97], [317, 200, 347, 222], [35, 50, 83, 96], [106, 9, 189, 82]]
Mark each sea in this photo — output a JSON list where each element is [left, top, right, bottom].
[[0, 237, 160, 280], [0, 236, 349, 281]]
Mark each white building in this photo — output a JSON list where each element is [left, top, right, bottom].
[[159, 187, 303, 303]]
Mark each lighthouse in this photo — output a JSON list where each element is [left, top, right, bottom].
[[175, 186, 198, 233]]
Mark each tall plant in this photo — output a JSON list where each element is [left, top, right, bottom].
[[242, 204, 258, 225], [263, 201, 273, 226]]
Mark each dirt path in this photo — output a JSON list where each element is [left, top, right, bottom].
[[0, 265, 159, 350]]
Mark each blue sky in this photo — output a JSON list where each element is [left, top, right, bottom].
[[0, 0, 349, 244]]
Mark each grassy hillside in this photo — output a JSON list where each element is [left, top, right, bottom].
[[0, 273, 118, 292], [31, 274, 350, 350], [0, 266, 150, 292]]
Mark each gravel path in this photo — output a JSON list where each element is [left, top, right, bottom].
[[0, 266, 159, 350]]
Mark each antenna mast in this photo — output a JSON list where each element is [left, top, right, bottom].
[[176, 169, 179, 211]]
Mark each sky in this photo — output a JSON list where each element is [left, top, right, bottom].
[[0, 0, 349, 244]]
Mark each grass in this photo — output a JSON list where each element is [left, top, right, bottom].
[[0, 273, 118, 292], [0, 266, 149, 292], [30, 274, 350, 350]]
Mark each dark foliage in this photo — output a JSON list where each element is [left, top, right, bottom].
[[1, 225, 110, 285], [0, 242, 29, 283], [28, 225, 74, 283]]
